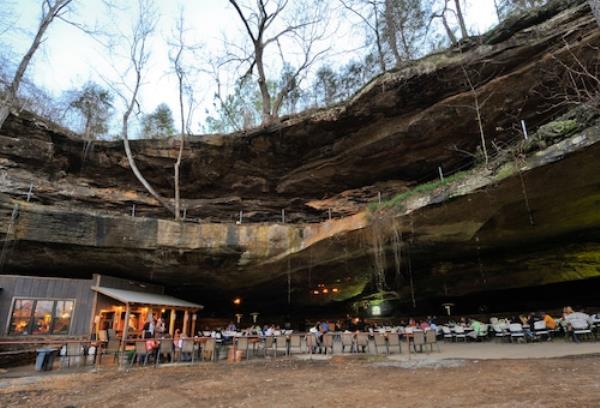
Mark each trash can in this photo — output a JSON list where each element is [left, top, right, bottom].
[[35, 348, 58, 371]]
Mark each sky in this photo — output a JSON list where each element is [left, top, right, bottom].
[[0, 0, 498, 135]]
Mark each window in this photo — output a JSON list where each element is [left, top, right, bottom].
[[8, 299, 75, 336]]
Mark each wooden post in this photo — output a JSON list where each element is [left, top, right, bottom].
[[378, 192, 381, 205], [131, 204, 136, 217], [26, 183, 33, 202], [191, 312, 197, 337], [328, 208, 332, 221], [169, 309, 176, 336], [438, 166, 444, 182], [239, 210, 243, 224], [120, 303, 130, 366], [281, 209, 285, 223], [182, 310, 190, 336]]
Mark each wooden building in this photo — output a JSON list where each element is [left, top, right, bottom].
[[0, 274, 202, 338]]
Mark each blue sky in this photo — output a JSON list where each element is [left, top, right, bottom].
[[1, 0, 498, 134]]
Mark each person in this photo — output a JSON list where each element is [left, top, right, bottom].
[[468, 318, 482, 340], [263, 325, 273, 337], [173, 329, 182, 349], [565, 307, 590, 343], [226, 321, 237, 332], [155, 317, 166, 337], [419, 320, 430, 331], [543, 312, 557, 330]]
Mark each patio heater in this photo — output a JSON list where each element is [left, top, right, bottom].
[[442, 302, 455, 316], [235, 313, 243, 324], [250, 312, 260, 323]]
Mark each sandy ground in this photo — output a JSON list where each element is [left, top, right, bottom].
[[2, 342, 600, 407]]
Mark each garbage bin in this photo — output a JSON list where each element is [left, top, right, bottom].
[[35, 348, 58, 371]]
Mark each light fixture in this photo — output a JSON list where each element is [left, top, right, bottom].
[[312, 290, 319, 295], [332, 288, 339, 293], [371, 305, 381, 316], [322, 288, 329, 294], [233, 297, 242, 305]]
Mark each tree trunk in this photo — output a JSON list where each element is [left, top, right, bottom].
[[255, 43, 273, 124], [174, 70, 185, 221], [590, 0, 600, 28], [442, 14, 458, 46], [384, 0, 402, 67], [373, 2, 387, 73], [453, 0, 469, 39], [0, 0, 72, 130], [0, 104, 11, 129]]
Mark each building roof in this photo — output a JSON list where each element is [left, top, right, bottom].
[[92, 286, 203, 309]]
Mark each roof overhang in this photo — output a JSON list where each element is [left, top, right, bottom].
[[92, 286, 203, 310]]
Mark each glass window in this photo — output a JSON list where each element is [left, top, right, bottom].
[[53, 301, 74, 335], [31, 300, 54, 335], [9, 299, 34, 335], [8, 299, 75, 336]]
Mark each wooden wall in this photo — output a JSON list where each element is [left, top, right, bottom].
[[0, 275, 96, 337]]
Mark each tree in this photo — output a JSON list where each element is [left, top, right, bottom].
[[0, 0, 74, 130], [589, 0, 600, 27], [115, 0, 175, 216], [205, 77, 263, 133], [383, 0, 431, 65], [67, 81, 113, 140], [141, 103, 175, 139], [227, 0, 329, 125], [338, 0, 387, 72], [430, 0, 458, 46], [313, 65, 339, 106], [493, 0, 548, 21]]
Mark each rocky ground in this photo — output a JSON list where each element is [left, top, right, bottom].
[[2, 353, 600, 407]]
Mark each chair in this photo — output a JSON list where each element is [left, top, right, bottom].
[[373, 333, 388, 355], [425, 330, 440, 353], [509, 323, 526, 343], [235, 337, 249, 360], [322, 334, 334, 355], [289, 335, 303, 354], [203, 338, 216, 361], [62, 342, 85, 368], [441, 326, 454, 342], [478, 324, 489, 341], [156, 339, 173, 366], [103, 338, 121, 363], [305, 334, 317, 356], [341, 333, 355, 353], [356, 333, 369, 353], [131, 341, 149, 367], [571, 319, 593, 342], [454, 326, 466, 342], [387, 333, 402, 354], [412, 331, 425, 353], [180, 338, 195, 362], [274, 336, 288, 357], [493, 324, 509, 342], [264, 336, 275, 357], [533, 321, 550, 341], [107, 329, 116, 339]]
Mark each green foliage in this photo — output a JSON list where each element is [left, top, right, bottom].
[[67, 81, 113, 139], [369, 171, 470, 212], [204, 78, 264, 133], [142, 103, 175, 139]]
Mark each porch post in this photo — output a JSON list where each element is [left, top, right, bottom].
[[183, 310, 190, 336], [120, 302, 130, 366], [191, 312, 197, 337], [169, 308, 176, 336]]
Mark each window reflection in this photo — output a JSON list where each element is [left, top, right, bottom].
[[9, 299, 74, 336]]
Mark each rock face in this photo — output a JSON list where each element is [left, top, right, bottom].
[[1, 0, 599, 314]]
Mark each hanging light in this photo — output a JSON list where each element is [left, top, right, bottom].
[[332, 288, 339, 293], [322, 288, 329, 294], [312, 290, 319, 295], [233, 297, 242, 305]]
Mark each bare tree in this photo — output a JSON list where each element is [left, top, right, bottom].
[[115, 0, 175, 216], [228, 0, 329, 125], [431, 0, 458, 46], [0, 0, 74, 130], [339, 0, 387, 72], [383, 0, 431, 66], [169, 10, 199, 220], [460, 64, 492, 165], [590, 0, 600, 28], [453, 0, 468, 40]]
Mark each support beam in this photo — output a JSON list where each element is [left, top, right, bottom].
[[120, 303, 130, 366], [191, 312, 197, 337], [182, 310, 189, 336], [169, 309, 176, 336]]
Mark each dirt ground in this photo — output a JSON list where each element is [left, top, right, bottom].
[[2, 354, 600, 408]]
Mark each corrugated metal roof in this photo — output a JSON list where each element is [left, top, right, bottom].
[[92, 286, 203, 309]]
